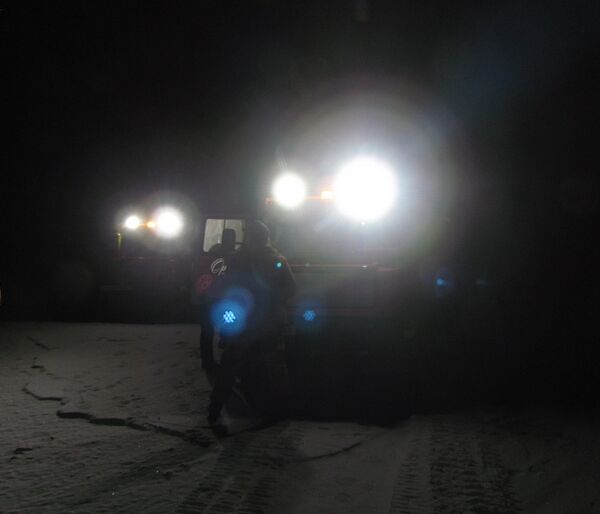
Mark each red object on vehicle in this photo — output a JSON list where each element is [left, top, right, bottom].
[[195, 274, 214, 294]]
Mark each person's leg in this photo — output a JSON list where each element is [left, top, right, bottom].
[[198, 299, 215, 368], [208, 344, 245, 422]]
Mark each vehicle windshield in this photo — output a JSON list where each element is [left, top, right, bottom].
[[202, 218, 245, 253]]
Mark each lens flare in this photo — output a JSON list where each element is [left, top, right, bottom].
[[223, 310, 237, 324], [211, 297, 248, 336], [272, 173, 307, 209], [303, 309, 316, 322], [333, 157, 397, 221]]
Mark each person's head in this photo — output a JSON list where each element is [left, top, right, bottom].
[[221, 228, 236, 254], [244, 220, 270, 251]]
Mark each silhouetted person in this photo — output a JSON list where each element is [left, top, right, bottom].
[[196, 228, 237, 369], [208, 227, 236, 256], [207, 220, 295, 424]]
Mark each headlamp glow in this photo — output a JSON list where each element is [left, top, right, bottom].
[[272, 173, 307, 209], [333, 157, 397, 221], [153, 207, 184, 238], [124, 215, 142, 230]]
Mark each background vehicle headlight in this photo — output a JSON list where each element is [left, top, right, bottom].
[[333, 156, 398, 221], [124, 215, 142, 230], [153, 207, 184, 238], [272, 173, 307, 209]]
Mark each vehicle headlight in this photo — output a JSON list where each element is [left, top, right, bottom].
[[153, 207, 184, 238], [124, 215, 142, 230], [333, 156, 398, 221], [272, 173, 307, 209]]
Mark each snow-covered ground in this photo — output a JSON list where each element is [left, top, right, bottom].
[[2, 323, 599, 513]]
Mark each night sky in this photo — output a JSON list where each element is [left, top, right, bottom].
[[3, 1, 599, 323]]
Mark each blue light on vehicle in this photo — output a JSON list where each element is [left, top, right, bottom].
[[303, 309, 316, 322], [436, 277, 447, 287], [223, 310, 237, 324], [275, 261, 283, 269]]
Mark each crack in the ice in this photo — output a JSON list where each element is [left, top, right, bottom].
[[57, 407, 214, 446], [288, 440, 362, 463], [22, 385, 64, 402], [27, 336, 51, 350], [23, 380, 213, 446]]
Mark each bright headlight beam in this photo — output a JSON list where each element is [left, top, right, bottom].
[[153, 207, 184, 238], [333, 157, 398, 221], [124, 215, 142, 230], [272, 173, 307, 209]]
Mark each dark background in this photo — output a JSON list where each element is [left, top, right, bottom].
[[2, 1, 599, 404]]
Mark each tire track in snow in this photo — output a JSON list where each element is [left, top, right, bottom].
[[177, 422, 304, 514], [390, 416, 520, 514], [428, 416, 519, 513], [389, 419, 433, 513]]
